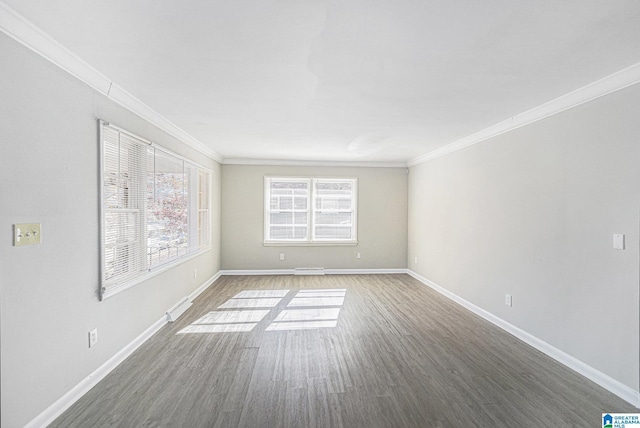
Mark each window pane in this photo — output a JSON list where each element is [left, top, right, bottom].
[[294, 212, 308, 225], [315, 212, 351, 225], [270, 212, 292, 225], [104, 212, 139, 246], [294, 197, 307, 210], [197, 169, 210, 248], [271, 180, 308, 191], [266, 178, 310, 241], [270, 226, 293, 240], [277, 196, 293, 210], [313, 179, 356, 241], [294, 226, 308, 239], [315, 225, 352, 240], [147, 151, 187, 269]]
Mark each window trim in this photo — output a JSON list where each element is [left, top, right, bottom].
[[263, 176, 358, 246], [99, 120, 212, 300]]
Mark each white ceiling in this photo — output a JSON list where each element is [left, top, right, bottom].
[[4, 0, 640, 164]]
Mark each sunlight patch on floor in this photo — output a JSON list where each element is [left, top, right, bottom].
[[177, 288, 345, 334]]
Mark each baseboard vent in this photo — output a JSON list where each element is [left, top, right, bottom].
[[294, 267, 325, 276], [166, 297, 192, 322]]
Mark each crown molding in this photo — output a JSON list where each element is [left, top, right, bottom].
[[408, 61, 640, 167], [0, 1, 223, 164], [0, 1, 112, 94], [107, 84, 223, 162], [222, 158, 407, 168]]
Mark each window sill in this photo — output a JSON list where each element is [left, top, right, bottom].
[[263, 241, 358, 247], [101, 246, 212, 300]]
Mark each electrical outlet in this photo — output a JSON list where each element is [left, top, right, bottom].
[[194, 269, 197, 278], [505, 294, 512, 307], [279, 253, 285, 261], [414, 256, 418, 264], [89, 328, 98, 348], [613, 234, 625, 250], [356, 252, 361, 259]]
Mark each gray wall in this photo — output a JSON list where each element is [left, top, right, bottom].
[[408, 83, 640, 391], [222, 165, 408, 270], [0, 34, 222, 427]]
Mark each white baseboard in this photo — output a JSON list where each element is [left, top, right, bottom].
[[220, 268, 406, 276], [221, 269, 294, 275], [406, 270, 640, 408], [189, 271, 221, 301], [324, 268, 407, 275], [25, 271, 222, 428]]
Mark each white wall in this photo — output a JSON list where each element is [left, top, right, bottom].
[[222, 165, 408, 270], [0, 34, 222, 427], [408, 83, 640, 392]]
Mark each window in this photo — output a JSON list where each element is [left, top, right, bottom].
[[100, 121, 211, 299], [264, 177, 357, 245]]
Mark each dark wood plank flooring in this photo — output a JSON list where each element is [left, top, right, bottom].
[[50, 274, 637, 427]]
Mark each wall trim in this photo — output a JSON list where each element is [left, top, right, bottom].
[[24, 271, 222, 428], [222, 158, 407, 168], [221, 269, 294, 276], [407, 61, 640, 167], [324, 268, 407, 275], [189, 271, 221, 301], [220, 268, 406, 276], [0, 1, 223, 163], [406, 270, 640, 408]]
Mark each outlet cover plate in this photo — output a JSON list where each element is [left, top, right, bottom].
[[89, 328, 98, 348], [613, 234, 625, 250]]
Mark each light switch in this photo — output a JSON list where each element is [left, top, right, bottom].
[[613, 234, 625, 250], [14, 223, 41, 246]]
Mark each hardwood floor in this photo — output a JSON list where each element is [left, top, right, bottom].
[[51, 275, 637, 427]]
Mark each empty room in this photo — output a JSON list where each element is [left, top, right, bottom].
[[2, 1, 640, 427]]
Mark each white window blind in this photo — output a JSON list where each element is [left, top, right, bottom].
[[266, 178, 310, 241], [264, 177, 357, 244], [100, 121, 212, 299], [313, 179, 356, 241], [102, 125, 149, 285]]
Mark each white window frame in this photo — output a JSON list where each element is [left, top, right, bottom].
[[264, 176, 358, 246], [99, 121, 212, 300]]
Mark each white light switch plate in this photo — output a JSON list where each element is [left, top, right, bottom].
[[613, 234, 625, 250], [14, 223, 41, 246]]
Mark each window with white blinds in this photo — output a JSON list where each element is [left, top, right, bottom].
[[264, 177, 357, 244], [100, 121, 212, 299]]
